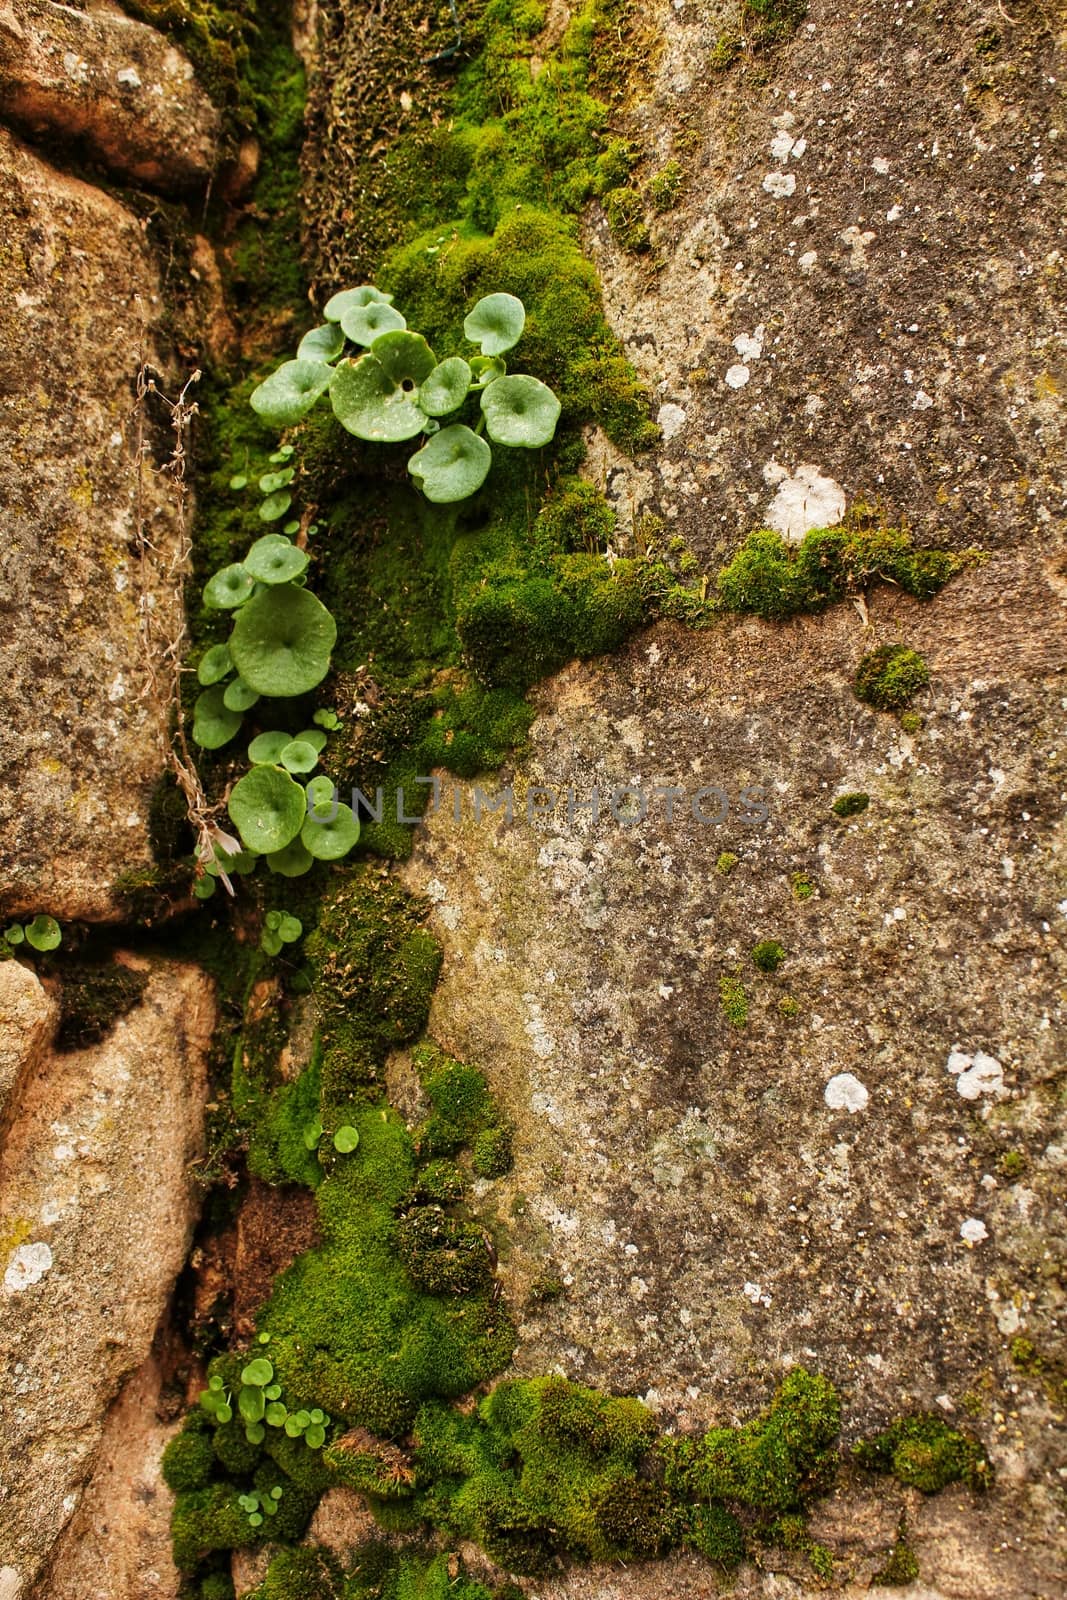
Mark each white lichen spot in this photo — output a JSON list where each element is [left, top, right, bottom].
[[913, 389, 934, 410], [762, 171, 797, 198], [4, 1242, 53, 1294], [725, 363, 750, 390], [766, 463, 846, 543], [0, 1566, 23, 1600], [657, 402, 687, 440], [107, 674, 125, 704], [947, 1049, 1004, 1100], [872, 156, 891, 175], [116, 66, 142, 89], [886, 203, 903, 222], [960, 1217, 989, 1245], [742, 1280, 772, 1307], [798, 249, 818, 275], [733, 326, 765, 362], [824, 1073, 869, 1113]]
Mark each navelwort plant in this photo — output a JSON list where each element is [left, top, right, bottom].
[[250, 289, 562, 502], [2, 915, 62, 955], [192, 525, 359, 883]]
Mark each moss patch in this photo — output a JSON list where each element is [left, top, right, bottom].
[[854, 645, 930, 712], [854, 1413, 994, 1493]]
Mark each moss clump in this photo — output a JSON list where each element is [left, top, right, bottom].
[[716, 525, 960, 621], [603, 186, 651, 252], [472, 1125, 513, 1179], [854, 645, 930, 712], [306, 868, 442, 1111], [719, 973, 749, 1027], [831, 791, 870, 819], [873, 1531, 920, 1585], [899, 710, 922, 734], [55, 959, 150, 1051], [716, 851, 739, 875], [661, 1367, 841, 1518], [791, 871, 815, 901], [162, 1414, 217, 1494], [751, 940, 786, 973], [853, 1414, 993, 1493], [648, 159, 684, 212], [533, 476, 616, 555]]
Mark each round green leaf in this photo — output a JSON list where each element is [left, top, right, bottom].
[[24, 915, 61, 952], [248, 1510, 263, 1525], [270, 1487, 284, 1501], [303, 1118, 323, 1150], [305, 1424, 326, 1449], [280, 739, 319, 774], [229, 584, 337, 698], [314, 708, 341, 730], [464, 292, 526, 356], [249, 359, 332, 428], [239, 1386, 265, 1423], [370, 329, 436, 387], [248, 731, 292, 765], [244, 534, 309, 586], [215, 1403, 232, 1423], [296, 728, 328, 754], [407, 424, 491, 503], [284, 1415, 302, 1438], [323, 285, 394, 322], [223, 677, 260, 712], [302, 802, 360, 860], [192, 876, 216, 900], [229, 765, 306, 854], [204, 564, 254, 610], [259, 490, 292, 523], [297, 322, 346, 363], [241, 1357, 274, 1386], [266, 837, 314, 877], [329, 354, 424, 442], [193, 685, 243, 749], [480, 375, 561, 448], [4, 924, 24, 945], [305, 775, 336, 810], [338, 300, 406, 347], [229, 473, 248, 491], [258, 468, 294, 495], [333, 1125, 360, 1153], [309, 1409, 325, 1425], [419, 356, 473, 417], [197, 643, 233, 686], [261, 929, 284, 955], [265, 1402, 288, 1427]]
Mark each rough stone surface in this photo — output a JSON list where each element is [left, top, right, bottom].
[[0, 0, 219, 191], [402, 558, 1067, 1593], [0, 957, 214, 1594], [0, 961, 55, 1129], [0, 126, 183, 923], [583, 0, 1066, 565], [36, 1350, 183, 1600]]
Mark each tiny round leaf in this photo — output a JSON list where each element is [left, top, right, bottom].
[[244, 534, 309, 586], [204, 564, 254, 610], [407, 424, 491, 503], [464, 292, 526, 356], [280, 739, 319, 774], [323, 285, 393, 322], [250, 360, 332, 428], [419, 356, 473, 417], [297, 322, 346, 363], [222, 677, 260, 712], [266, 837, 314, 877], [193, 685, 243, 749], [302, 802, 361, 860], [229, 765, 306, 854], [333, 1125, 360, 1153], [24, 915, 61, 952], [197, 643, 233, 686], [480, 375, 561, 449], [229, 584, 337, 698], [338, 300, 406, 347]]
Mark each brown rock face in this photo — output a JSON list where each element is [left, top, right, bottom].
[[0, 0, 219, 191], [0, 957, 214, 1594], [0, 960, 55, 1128], [402, 561, 1067, 1594], [0, 125, 184, 923]]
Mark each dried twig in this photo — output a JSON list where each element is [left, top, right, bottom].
[[131, 316, 241, 892]]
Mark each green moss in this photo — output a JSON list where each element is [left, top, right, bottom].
[[854, 1414, 993, 1493], [751, 940, 786, 974], [717, 525, 961, 621], [716, 851, 739, 875], [873, 1532, 920, 1585], [472, 1125, 514, 1178], [854, 645, 930, 713], [163, 1415, 217, 1494], [604, 186, 651, 252], [899, 710, 923, 734], [791, 871, 815, 901], [661, 1367, 841, 1517], [248, 1053, 325, 1189], [719, 973, 749, 1027], [831, 791, 870, 819], [648, 159, 684, 212], [682, 1501, 746, 1567], [999, 1149, 1027, 1180]]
